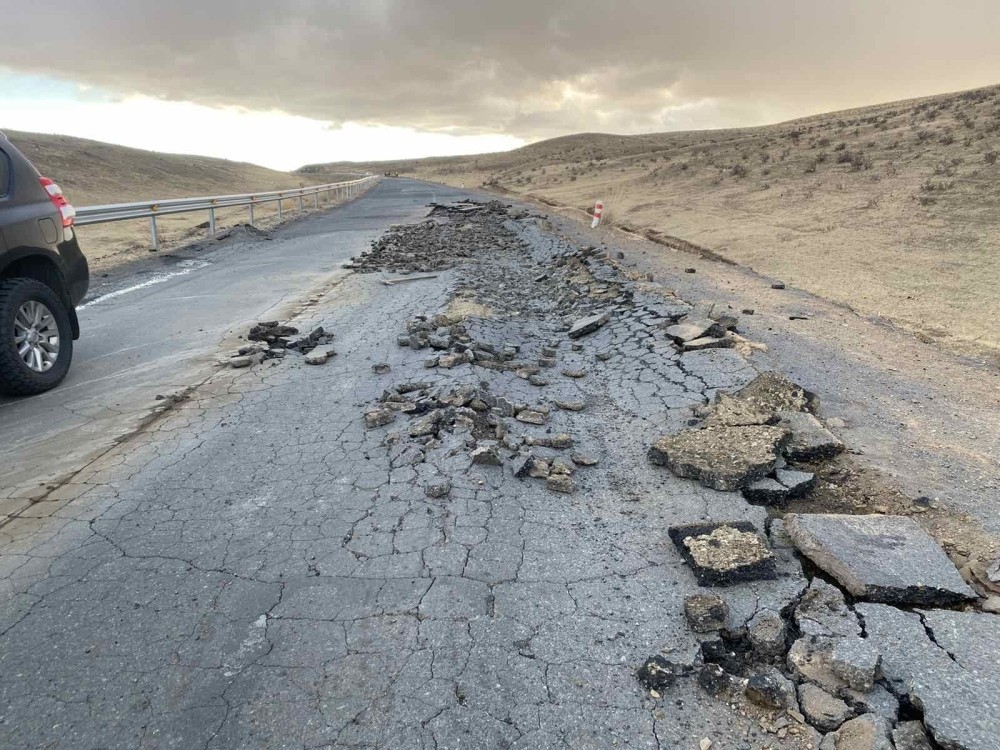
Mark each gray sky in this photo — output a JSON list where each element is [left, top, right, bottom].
[[3, 1, 1000, 165]]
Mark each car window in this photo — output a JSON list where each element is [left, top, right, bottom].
[[0, 148, 9, 198]]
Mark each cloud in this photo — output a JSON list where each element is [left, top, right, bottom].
[[3, 0, 1000, 140]]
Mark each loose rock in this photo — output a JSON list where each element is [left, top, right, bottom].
[[745, 668, 798, 711], [684, 594, 729, 632], [799, 683, 852, 732], [819, 714, 893, 750], [636, 655, 690, 691], [748, 608, 787, 657], [425, 481, 452, 498], [546, 474, 575, 493], [364, 408, 396, 429]]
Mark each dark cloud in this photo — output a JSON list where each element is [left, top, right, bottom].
[[3, 0, 1000, 138]]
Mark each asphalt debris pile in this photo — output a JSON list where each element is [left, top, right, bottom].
[[228, 321, 336, 368], [345, 200, 523, 274], [353, 197, 997, 750], [648, 510, 994, 749], [364, 377, 596, 495]]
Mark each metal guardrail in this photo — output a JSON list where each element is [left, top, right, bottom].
[[74, 175, 380, 250]]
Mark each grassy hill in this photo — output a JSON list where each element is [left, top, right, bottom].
[[308, 85, 1000, 361]]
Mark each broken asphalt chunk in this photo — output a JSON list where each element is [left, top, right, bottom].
[[469, 443, 502, 466], [778, 410, 844, 460], [795, 578, 861, 638], [683, 594, 729, 633], [668, 522, 778, 586], [829, 637, 881, 693], [567, 312, 609, 339], [425, 480, 451, 498], [545, 474, 575, 493], [819, 714, 894, 750], [798, 682, 852, 732], [364, 408, 396, 429], [745, 668, 798, 711], [515, 410, 547, 426], [648, 425, 789, 491], [304, 345, 336, 365], [664, 319, 720, 344], [858, 604, 1000, 750], [637, 655, 691, 691], [785, 514, 976, 605], [747, 609, 787, 657], [743, 468, 816, 505]]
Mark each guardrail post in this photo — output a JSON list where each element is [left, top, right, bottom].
[[298, 194, 304, 212], [150, 215, 159, 251], [249, 201, 255, 227], [277, 196, 283, 220], [209, 207, 216, 237]]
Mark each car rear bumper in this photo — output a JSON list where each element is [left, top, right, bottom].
[[59, 231, 89, 306]]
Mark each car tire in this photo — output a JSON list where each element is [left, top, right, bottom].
[[0, 277, 74, 397]]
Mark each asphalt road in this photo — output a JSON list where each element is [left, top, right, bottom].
[[1, 178, 459, 493], [0, 179, 994, 749], [0, 192, 808, 750]]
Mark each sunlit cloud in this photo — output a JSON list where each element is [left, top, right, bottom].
[[0, 84, 523, 170]]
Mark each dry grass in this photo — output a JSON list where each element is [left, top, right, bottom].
[[5, 130, 357, 272], [321, 84, 1000, 362]]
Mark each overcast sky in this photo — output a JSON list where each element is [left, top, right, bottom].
[[2, 1, 1000, 170]]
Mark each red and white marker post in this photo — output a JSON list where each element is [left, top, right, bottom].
[[591, 200, 604, 228]]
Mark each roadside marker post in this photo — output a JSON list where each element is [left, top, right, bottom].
[[591, 200, 604, 228]]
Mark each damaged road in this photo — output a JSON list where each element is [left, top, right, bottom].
[[0, 179, 998, 750]]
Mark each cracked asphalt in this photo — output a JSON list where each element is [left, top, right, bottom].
[[0, 180, 437, 493], [4, 179, 997, 750], [0, 180, 819, 749]]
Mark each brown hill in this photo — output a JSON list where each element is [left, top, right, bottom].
[[308, 85, 1000, 361]]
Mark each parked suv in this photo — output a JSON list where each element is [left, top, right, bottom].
[[0, 132, 88, 396]]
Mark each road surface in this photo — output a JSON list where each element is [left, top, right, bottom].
[[1, 179, 454, 494], [0, 178, 996, 750]]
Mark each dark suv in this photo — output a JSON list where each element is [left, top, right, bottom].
[[0, 132, 88, 396]]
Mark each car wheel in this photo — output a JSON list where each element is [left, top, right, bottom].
[[0, 277, 74, 396]]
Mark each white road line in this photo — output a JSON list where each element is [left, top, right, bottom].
[[79, 260, 210, 310]]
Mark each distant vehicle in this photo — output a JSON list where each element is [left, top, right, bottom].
[[0, 132, 88, 396]]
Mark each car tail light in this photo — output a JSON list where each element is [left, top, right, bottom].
[[39, 177, 76, 228]]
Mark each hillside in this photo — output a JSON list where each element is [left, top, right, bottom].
[[5, 130, 303, 207], [308, 85, 1000, 362]]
